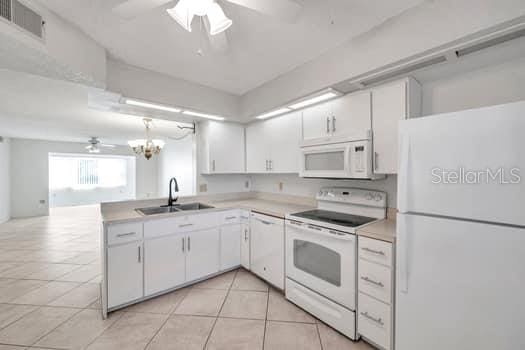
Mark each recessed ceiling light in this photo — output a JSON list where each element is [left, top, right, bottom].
[[182, 110, 225, 121], [255, 108, 292, 120], [288, 89, 341, 110], [124, 99, 182, 113]]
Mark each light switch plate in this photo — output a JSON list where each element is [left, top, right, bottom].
[[199, 184, 208, 193]]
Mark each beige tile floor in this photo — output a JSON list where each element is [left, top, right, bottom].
[[0, 205, 375, 350]]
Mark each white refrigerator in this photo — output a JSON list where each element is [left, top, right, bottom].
[[396, 101, 525, 350]]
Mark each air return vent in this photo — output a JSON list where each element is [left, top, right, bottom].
[[1, 0, 44, 39], [360, 56, 447, 87], [455, 28, 525, 57]]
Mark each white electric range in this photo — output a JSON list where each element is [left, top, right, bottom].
[[285, 187, 387, 339]]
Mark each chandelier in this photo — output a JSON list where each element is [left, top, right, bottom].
[[128, 118, 165, 160]]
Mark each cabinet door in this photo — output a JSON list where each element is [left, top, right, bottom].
[[220, 224, 241, 270], [302, 101, 332, 141], [267, 111, 301, 173], [144, 234, 186, 296], [240, 223, 250, 270], [331, 91, 371, 137], [372, 80, 407, 174], [186, 228, 220, 281], [107, 241, 143, 308], [246, 121, 270, 173], [250, 213, 284, 289], [209, 122, 245, 173]]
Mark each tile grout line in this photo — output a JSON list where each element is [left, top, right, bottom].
[[203, 269, 238, 350], [262, 283, 270, 350]]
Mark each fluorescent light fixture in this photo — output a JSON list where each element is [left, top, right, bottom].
[[124, 99, 181, 113], [182, 110, 225, 121], [255, 108, 291, 120], [288, 89, 341, 110]]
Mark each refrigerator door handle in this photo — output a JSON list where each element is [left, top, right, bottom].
[[398, 134, 411, 212], [398, 214, 409, 293]]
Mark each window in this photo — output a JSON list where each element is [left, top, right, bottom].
[[49, 154, 131, 190]]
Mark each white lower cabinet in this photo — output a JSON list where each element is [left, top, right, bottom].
[[186, 228, 220, 281], [357, 236, 394, 350], [144, 234, 185, 296], [240, 223, 250, 269], [250, 212, 284, 289], [107, 241, 143, 308], [220, 224, 241, 270]]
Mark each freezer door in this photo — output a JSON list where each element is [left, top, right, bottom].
[[398, 101, 525, 226], [396, 213, 525, 350]]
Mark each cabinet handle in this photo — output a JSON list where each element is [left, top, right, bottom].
[[138, 246, 141, 263], [179, 223, 194, 228], [188, 237, 191, 251], [256, 218, 272, 225], [265, 160, 268, 171], [326, 117, 330, 133], [244, 229, 248, 241], [182, 237, 185, 252], [374, 152, 378, 171], [269, 160, 273, 171], [332, 116, 336, 132], [116, 232, 135, 238], [360, 276, 384, 288], [362, 247, 386, 256], [360, 311, 384, 326], [212, 160, 216, 172], [225, 216, 237, 220]]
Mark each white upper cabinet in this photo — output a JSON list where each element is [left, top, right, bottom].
[[330, 91, 371, 138], [371, 77, 421, 174], [200, 121, 245, 174], [302, 91, 372, 144], [246, 111, 301, 173]]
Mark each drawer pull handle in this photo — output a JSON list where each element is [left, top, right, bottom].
[[360, 311, 384, 326], [308, 225, 322, 231], [116, 232, 136, 238], [256, 218, 272, 225], [179, 223, 194, 228], [362, 247, 386, 256], [360, 276, 384, 288], [225, 216, 237, 220]]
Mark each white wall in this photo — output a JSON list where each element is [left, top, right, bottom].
[[0, 137, 10, 223], [158, 136, 196, 197], [10, 138, 158, 218]]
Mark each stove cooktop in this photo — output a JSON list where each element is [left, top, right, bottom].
[[290, 209, 377, 228]]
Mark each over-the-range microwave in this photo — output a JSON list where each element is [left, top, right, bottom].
[[299, 130, 384, 180]]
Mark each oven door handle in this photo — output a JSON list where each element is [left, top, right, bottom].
[[287, 221, 355, 241]]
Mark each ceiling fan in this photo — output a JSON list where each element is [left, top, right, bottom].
[[112, 0, 303, 52], [85, 137, 116, 154]]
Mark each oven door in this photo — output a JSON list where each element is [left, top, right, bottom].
[[286, 220, 356, 310], [299, 143, 351, 178]]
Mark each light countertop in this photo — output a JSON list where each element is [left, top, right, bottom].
[[356, 218, 396, 243]]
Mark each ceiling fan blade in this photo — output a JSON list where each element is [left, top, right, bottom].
[[225, 0, 302, 22], [101, 144, 116, 148], [203, 19, 230, 53], [112, 0, 173, 19]]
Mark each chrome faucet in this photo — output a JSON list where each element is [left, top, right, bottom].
[[168, 177, 179, 207]]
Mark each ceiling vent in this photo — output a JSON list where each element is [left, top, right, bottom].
[[455, 27, 525, 58], [0, 0, 44, 39]]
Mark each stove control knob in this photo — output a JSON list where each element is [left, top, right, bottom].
[[374, 194, 383, 201]]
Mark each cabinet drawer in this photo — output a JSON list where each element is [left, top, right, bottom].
[[358, 236, 392, 267], [218, 210, 241, 225], [107, 222, 143, 245], [358, 259, 392, 304], [358, 292, 392, 350], [144, 213, 219, 239]]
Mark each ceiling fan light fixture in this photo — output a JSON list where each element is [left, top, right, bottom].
[[207, 2, 232, 35], [167, 0, 194, 32]]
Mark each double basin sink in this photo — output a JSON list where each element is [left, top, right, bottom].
[[136, 203, 214, 216]]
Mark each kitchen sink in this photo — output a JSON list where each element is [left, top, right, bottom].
[[136, 203, 214, 216]]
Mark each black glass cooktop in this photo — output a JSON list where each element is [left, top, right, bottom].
[[291, 210, 376, 228]]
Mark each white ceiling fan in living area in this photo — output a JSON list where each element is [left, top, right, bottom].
[[112, 0, 303, 51]]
